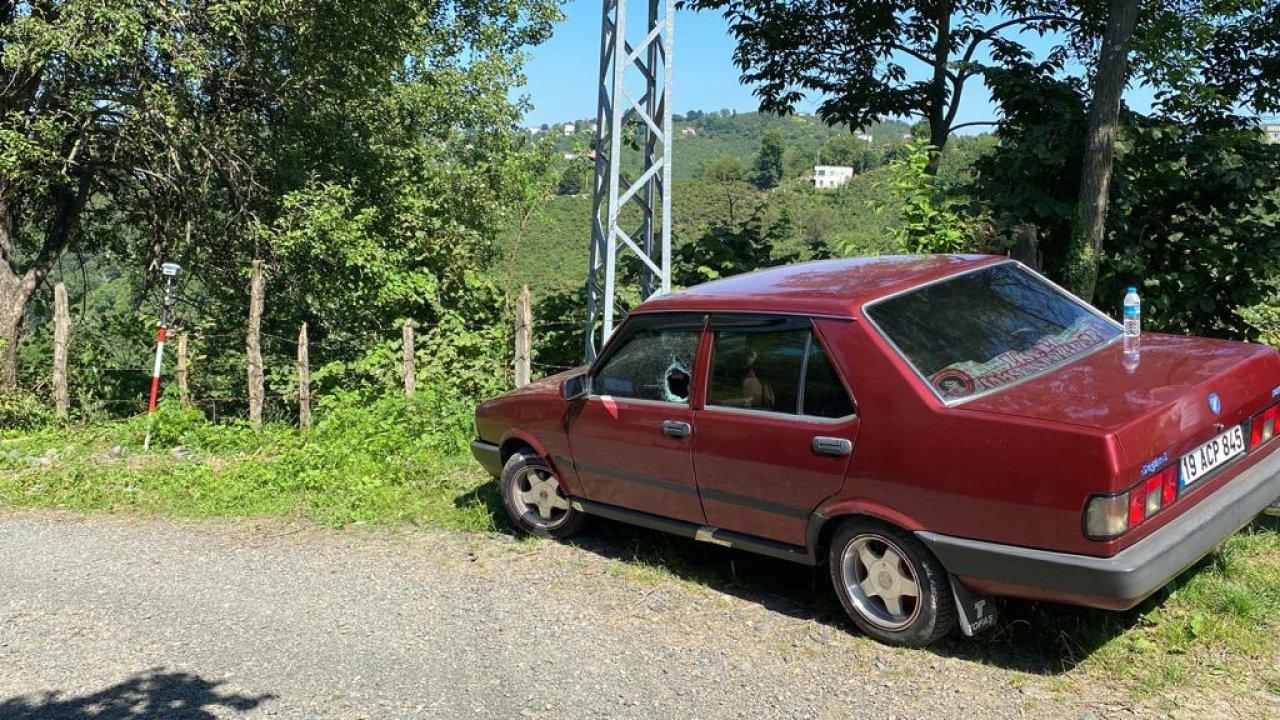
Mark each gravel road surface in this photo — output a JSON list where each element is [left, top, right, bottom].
[[0, 511, 1262, 719]]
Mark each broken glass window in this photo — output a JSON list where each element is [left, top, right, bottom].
[[595, 328, 699, 402]]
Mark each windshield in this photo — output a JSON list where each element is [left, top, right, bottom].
[[866, 263, 1120, 401]]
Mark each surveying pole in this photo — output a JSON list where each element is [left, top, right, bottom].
[[143, 262, 182, 450]]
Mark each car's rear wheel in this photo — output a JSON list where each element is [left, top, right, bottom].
[[500, 449, 587, 539], [828, 518, 956, 647]]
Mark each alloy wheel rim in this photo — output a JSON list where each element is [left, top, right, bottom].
[[513, 466, 572, 528], [841, 534, 922, 631]]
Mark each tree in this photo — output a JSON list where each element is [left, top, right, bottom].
[[557, 162, 589, 195], [820, 134, 882, 172], [686, 0, 1076, 174], [697, 155, 748, 182], [967, 69, 1280, 340], [675, 203, 797, 286], [967, 67, 1089, 276], [1101, 121, 1280, 339], [0, 0, 557, 392], [1058, 0, 1280, 300], [860, 141, 989, 256], [1063, 0, 1140, 300], [753, 130, 786, 189]]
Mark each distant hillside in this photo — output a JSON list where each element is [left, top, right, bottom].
[[535, 111, 913, 181], [499, 115, 993, 321]]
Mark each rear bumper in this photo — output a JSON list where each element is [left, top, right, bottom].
[[470, 439, 503, 477], [918, 446, 1280, 610]]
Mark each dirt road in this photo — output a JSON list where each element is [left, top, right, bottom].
[[0, 511, 1261, 719]]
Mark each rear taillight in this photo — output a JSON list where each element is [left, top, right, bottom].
[[1084, 494, 1130, 539], [1250, 403, 1279, 449], [1084, 465, 1178, 540]]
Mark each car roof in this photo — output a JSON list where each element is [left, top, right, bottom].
[[634, 254, 1005, 318]]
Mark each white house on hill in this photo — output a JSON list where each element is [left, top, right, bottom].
[[813, 165, 854, 189], [1265, 124, 1280, 143]]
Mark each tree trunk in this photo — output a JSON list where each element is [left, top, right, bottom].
[[0, 175, 90, 391], [925, 1, 954, 176], [1065, 0, 1140, 300], [0, 268, 34, 392]]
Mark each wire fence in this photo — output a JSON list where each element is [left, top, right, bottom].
[[15, 265, 604, 430], [26, 274, 583, 429]]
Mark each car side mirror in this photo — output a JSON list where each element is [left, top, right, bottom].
[[561, 373, 591, 401]]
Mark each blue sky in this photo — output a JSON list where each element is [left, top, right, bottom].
[[517, 0, 1156, 129]]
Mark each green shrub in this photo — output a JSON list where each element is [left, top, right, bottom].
[[841, 141, 990, 257], [111, 401, 209, 449], [0, 392, 53, 433], [1239, 281, 1280, 348]]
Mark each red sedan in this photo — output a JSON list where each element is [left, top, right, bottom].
[[471, 255, 1280, 646]]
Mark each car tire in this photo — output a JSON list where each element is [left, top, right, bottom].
[[500, 449, 587, 539], [828, 518, 957, 647]]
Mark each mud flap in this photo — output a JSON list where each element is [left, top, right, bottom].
[[950, 575, 998, 637]]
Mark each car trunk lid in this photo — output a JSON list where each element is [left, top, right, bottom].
[[961, 334, 1280, 485]]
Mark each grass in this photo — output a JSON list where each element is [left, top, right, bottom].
[[3, 403, 1280, 702], [957, 518, 1280, 695], [0, 396, 499, 532]]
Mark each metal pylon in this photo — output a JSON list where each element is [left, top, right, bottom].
[[584, 0, 674, 361]]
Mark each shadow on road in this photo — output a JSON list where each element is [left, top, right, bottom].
[[0, 668, 275, 719], [458, 478, 1279, 676]]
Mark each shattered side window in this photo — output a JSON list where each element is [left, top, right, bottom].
[[595, 328, 700, 403]]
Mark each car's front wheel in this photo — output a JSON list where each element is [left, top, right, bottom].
[[828, 518, 956, 647], [500, 449, 587, 539]]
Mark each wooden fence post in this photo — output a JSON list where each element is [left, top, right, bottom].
[[176, 331, 191, 407], [402, 320, 416, 397], [514, 284, 532, 388], [247, 260, 264, 427], [52, 282, 69, 418], [297, 322, 311, 431]]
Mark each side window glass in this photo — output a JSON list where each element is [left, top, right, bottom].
[[707, 328, 807, 414], [802, 337, 854, 418], [594, 328, 699, 403]]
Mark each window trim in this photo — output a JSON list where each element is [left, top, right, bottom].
[[800, 324, 858, 420], [860, 259, 1124, 407], [588, 312, 706, 407], [703, 314, 857, 423], [699, 403, 855, 425]]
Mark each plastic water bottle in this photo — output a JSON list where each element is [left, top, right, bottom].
[[1123, 286, 1141, 355]]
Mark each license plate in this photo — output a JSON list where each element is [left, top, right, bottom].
[[1180, 425, 1246, 489]]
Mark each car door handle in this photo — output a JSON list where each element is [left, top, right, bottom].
[[662, 420, 692, 439], [812, 436, 852, 457]]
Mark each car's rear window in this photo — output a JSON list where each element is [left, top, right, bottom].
[[866, 263, 1120, 401]]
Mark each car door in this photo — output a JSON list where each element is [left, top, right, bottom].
[[692, 314, 859, 546], [565, 312, 708, 525]]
